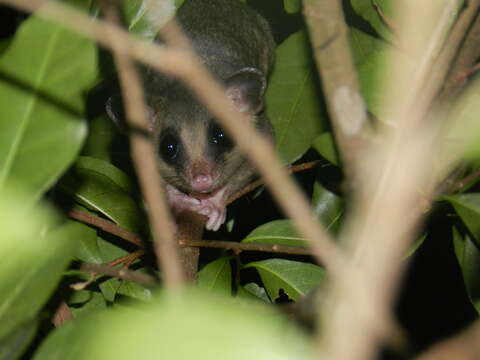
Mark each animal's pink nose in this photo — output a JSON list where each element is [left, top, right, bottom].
[[191, 174, 213, 192]]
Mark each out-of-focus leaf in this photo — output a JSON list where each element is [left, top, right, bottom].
[[243, 259, 325, 301], [445, 194, 480, 244], [283, 0, 301, 13], [0, 186, 76, 340], [312, 132, 339, 165], [453, 227, 480, 313], [198, 257, 232, 296], [0, 14, 96, 199], [34, 289, 311, 360], [266, 30, 327, 164], [0, 320, 38, 360], [242, 220, 307, 247], [58, 158, 144, 232], [122, 0, 176, 40]]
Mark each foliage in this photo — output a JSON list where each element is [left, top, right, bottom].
[[0, 0, 479, 358]]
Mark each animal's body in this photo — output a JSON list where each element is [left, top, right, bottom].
[[109, 0, 275, 230]]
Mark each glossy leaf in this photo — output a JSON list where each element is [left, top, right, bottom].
[[58, 158, 144, 232], [0, 186, 76, 340], [453, 227, 480, 313], [445, 194, 480, 243], [266, 30, 327, 164], [0, 320, 38, 360], [311, 181, 343, 233], [0, 14, 96, 199], [243, 259, 325, 301], [34, 289, 311, 360], [242, 220, 307, 247], [198, 257, 232, 296]]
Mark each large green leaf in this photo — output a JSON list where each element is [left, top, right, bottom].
[[198, 257, 232, 296], [266, 30, 327, 164], [243, 259, 325, 301], [59, 158, 144, 232], [453, 227, 480, 313], [34, 289, 311, 360], [242, 219, 307, 247], [0, 185, 76, 340], [0, 14, 96, 199], [445, 194, 480, 244]]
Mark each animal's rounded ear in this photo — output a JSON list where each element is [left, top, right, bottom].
[[225, 67, 267, 115]]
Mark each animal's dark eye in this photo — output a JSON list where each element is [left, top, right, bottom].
[[210, 124, 233, 150], [159, 133, 180, 165]]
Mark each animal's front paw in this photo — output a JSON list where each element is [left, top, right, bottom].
[[194, 199, 227, 231]]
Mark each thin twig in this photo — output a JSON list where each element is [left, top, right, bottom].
[[101, 0, 184, 286], [107, 249, 146, 267], [80, 262, 157, 285], [450, 169, 480, 193], [68, 209, 144, 248], [437, 3, 480, 103], [179, 239, 313, 256]]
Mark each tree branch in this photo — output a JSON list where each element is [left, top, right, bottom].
[[303, 0, 369, 188], [179, 239, 313, 256]]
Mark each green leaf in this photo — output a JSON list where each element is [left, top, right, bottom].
[[242, 220, 307, 247], [266, 30, 327, 164], [283, 0, 301, 13], [68, 291, 107, 318], [73, 221, 103, 263], [58, 158, 144, 232], [312, 132, 339, 165], [0, 14, 96, 199], [243, 259, 325, 301], [81, 115, 117, 161], [0, 320, 38, 360], [0, 186, 76, 340], [445, 194, 480, 244], [198, 257, 232, 295], [34, 289, 311, 360], [236, 283, 271, 303], [312, 181, 343, 233], [453, 227, 480, 313], [117, 280, 153, 301]]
